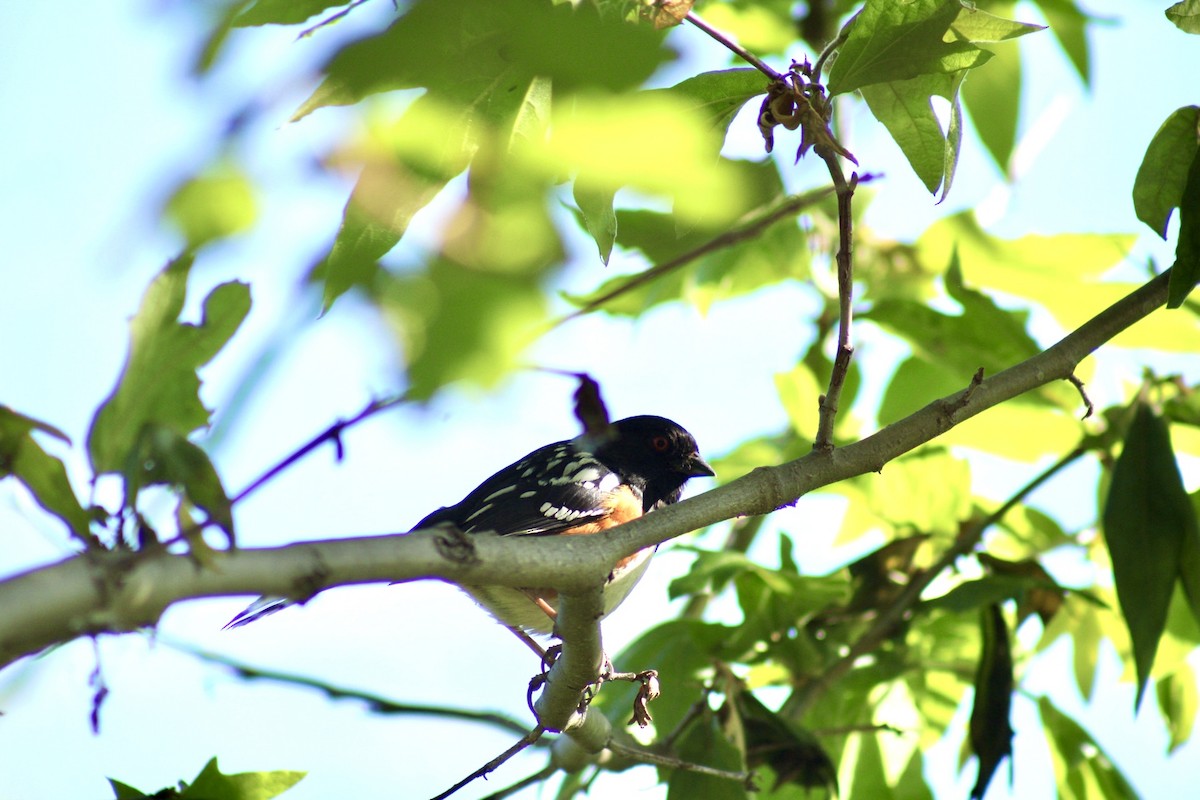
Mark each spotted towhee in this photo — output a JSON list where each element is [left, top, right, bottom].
[[226, 415, 714, 634]]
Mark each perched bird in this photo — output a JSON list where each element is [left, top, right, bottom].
[[225, 415, 714, 635]]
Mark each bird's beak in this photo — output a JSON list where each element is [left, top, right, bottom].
[[688, 454, 716, 478]]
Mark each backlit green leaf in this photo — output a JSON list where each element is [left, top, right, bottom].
[[868, 256, 1045, 401], [1103, 401, 1199, 708], [88, 257, 250, 474], [87, 257, 248, 541], [915, 214, 1197, 349], [129, 426, 234, 541], [649, 68, 766, 134], [828, 0, 989, 95], [379, 259, 546, 399], [0, 406, 92, 543], [961, 40, 1021, 172], [526, 92, 746, 226], [949, 5, 1044, 42], [1036, 0, 1092, 84], [294, 0, 669, 119], [164, 165, 257, 250], [182, 757, 305, 800], [859, 71, 965, 196], [234, 0, 346, 27], [1156, 665, 1199, 752], [866, 448, 971, 537], [564, 162, 811, 316], [1038, 697, 1138, 799], [573, 182, 617, 265]]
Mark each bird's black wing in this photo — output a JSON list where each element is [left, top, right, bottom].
[[413, 441, 630, 537]]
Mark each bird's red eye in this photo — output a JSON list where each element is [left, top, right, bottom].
[[651, 435, 670, 452]]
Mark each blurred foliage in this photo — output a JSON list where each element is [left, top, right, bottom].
[[5, 1, 1200, 799], [109, 756, 303, 800]]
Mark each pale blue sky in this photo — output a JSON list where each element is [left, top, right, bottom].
[[1, 2, 1197, 798]]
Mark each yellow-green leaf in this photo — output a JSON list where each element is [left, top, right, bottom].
[[164, 165, 256, 249]]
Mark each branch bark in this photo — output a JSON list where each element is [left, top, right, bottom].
[[0, 269, 1172, 672]]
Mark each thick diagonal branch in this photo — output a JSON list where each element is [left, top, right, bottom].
[[0, 271, 1172, 670]]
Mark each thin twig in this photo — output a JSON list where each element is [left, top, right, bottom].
[[1068, 373, 1095, 419], [784, 445, 1088, 718], [556, 184, 847, 327], [232, 395, 405, 504], [173, 644, 534, 738], [479, 765, 557, 800], [605, 739, 753, 786], [297, 0, 372, 40], [431, 726, 546, 800], [812, 11, 858, 79], [813, 162, 858, 451], [685, 12, 783, 81]]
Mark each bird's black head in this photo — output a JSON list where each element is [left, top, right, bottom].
[[592, 415, 715, 510]]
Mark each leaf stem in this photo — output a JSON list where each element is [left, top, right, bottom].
[[554, 183, 858, 327], [812, 160, 858, 451]]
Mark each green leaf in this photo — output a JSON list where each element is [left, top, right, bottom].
[[649, 68, 766, 133], [859, 71, 965, 196], [234, 0, 347, 27], [107, 778, 149, 799], [87, 257, 248, 539], [529, 92, 748, 226], [1132, 106, 1200, 239], [774, 362, 822, 441], [1035, 0, 1092, 85], [130, 426, 234, 540], [668, 710, 747, 800], [1168, 145, 1200, 308], [1038, 697, 1139, 799], [868, 255, 1046, 409], [949, 5, 1045, 42], [961, 40, 1021, 172], [828, 0, 990, 95], [0, 406, 93, 542], [1181, 489, 1200, 626], [573, 182, 618, 264], [164, 164, 257, 250], [968, 605, 1014, 800], [734, 690, 836, 793], [915, 214, 1197, 350], [182, 757, 305, 800], [379, 259, 546, 400], [313, 95, 477, 311], [1156, 665, 1199, 752], [923, 574, 1043, 615], [294, 0, 669, 118], [860, 448, 972, 537], [1102, 400, 1200, 709], [596, 619, 727, 734], [564, 162, 811, 316], [1166, 0, 1200, 34]]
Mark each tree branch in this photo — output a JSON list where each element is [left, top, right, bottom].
[[0, 270, 1172, 670]]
